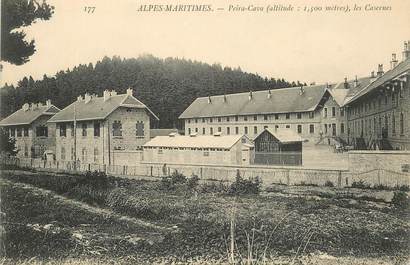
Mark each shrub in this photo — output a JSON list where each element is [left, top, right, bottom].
[[397, 185, 410, 192], [187, 174, 200, 190], [199, 180, 229, 193], [324, 180, 334, 187], [80, 170, 110, 189], [229, 174, 261, 195], [391, 191, 410, 208], [160, 171, 187, 190], [351, 180, 371, 189], [296, 181, 318, 187]]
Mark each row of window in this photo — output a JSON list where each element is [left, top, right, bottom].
[[7, 126, 47, 138], [188, 124, 316, 135], [323, 107, 343, 118], [350, 112, 405, 137], [60, 146, 100, 163], [186, 112, 315, 124], [58, 121, 145, 138]]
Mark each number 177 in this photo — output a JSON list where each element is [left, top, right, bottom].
[[84, 6, 96, 13]]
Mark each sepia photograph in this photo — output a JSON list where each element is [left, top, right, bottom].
[[0, 0, 409, 264]]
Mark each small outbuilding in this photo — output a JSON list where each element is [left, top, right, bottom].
[[253, 128, 303, 166], [143, 133, 254, 166]]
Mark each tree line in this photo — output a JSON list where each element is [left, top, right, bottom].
[[0, 55, 305, 128]]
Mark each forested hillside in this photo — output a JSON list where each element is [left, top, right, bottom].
[[0, 55, 304, 128]]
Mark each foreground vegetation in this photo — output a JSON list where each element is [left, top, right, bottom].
[[1, 169, 409, 264]]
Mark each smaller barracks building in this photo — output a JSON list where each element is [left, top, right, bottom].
[[142, 133, 254, 166]]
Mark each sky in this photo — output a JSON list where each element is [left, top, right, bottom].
[[1, 0, 410, 87]]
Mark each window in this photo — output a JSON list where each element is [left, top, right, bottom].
[[202, 128, 205, 134], [286, 125, 290, 129], [309, 112, 314, 119], [217, 117, 221, 122], [400, 113, 404, 135], [340, 109, 344, 117], [341, 123, 345, 134], [285, 113, 290, 119], [82, 123, 87, 137], [136, 122, 145, 137], [61, 146, 66, 160], [244, 116, 248, 121], [158, 148, 163, 154], [210, 127, 213, 134], [188, 128, 191, 134], [195, 119, 198, 123], [244, 126, 248, 134], [309, 124, 314, 134], [275, 125, 279, 131], [254, 126, 257, 134], [24, 145, 28, 157], [203, 150, 209, 157], [187, 119, 191, 124], [332, 107, 336, 117], [16, 127, 22, 137], [392, 113, 396, 134], [235, 127, 239, 134], [195, 128, 198, 133], [37, 126, 48, 137], [324, 124, 328, 133], [264, 125, 268, 129], [81, 148, 87, 162], [297, 113, 302, 119], [94, 122, 100, 137], [275, 114, 279, 120], [112, 121, 122, 136], [59, 123, 66, 137], [264, 114, 268, 121], [23, 127, 29, 137], [323, 108, 328, 118], [227, 117, 230, 122], [392, 94, 395, 105], [253, 115, 257, 121], [210, 118, 213, 123], [235, 116, 238, 122], [384, 95, 388, 105], [94, 148, 99, 163], [297, 125, 302, 134], [227, 127, 230, 135], [218, 127, 221, 132]]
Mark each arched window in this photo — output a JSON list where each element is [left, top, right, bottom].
[[400, 112, 404, 135]]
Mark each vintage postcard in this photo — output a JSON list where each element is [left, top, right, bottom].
[[0, 0, 409, 264]]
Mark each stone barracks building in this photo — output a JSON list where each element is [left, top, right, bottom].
[[48, 88, 158, 165], [0, 100, 60, 158], [344, 45, 410, 150]]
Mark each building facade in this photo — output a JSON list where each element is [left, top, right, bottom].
[[0, 100, 60, 158], [48, 88, 158, 165], [143, 134, 254, 166], [344, 46, 410, 150]]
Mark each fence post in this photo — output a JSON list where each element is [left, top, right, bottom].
[[88, 164, 91, 171], [378, 169, 381, 185], [200, 167, 203, 179], [286, 170, 290, 185], [150, 166, 153, 177], [338, 171, 342, 187]]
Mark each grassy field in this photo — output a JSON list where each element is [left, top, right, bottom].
[[1, 169, 409, 264]]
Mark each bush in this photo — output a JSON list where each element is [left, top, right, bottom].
[[229, 173, 261, 195], [397, 185, 410, 192], [187, 174, 200, 190], [296, 181, 318, 187], [351, 180, 371, 189], [391, 191, 410, 208], [324, 180, 334, 187], [80, 170, 110, 189]]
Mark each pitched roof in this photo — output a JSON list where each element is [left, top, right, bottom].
[[143, 134, 248, 149], [48, 93, 159, 123], [256, 128, 304, 143], [0, 104, 60, 126], [150, 128, 179, 138], [329, 76, 373, 106], [179, 84, 330, 119], [346, 59, 410, 105]]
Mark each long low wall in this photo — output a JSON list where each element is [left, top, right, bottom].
[[349, 151, 410, 173], [2, 156, 409, 188]]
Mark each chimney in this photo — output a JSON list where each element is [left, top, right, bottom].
[[354, 76, 359, 88], [103, 90, 110, 101], [208, 96, 212, 104], [377, 64, 384, 77], [390, 53, 398, 69], [22, 103, 29, 111], [46, 99, 51, 107], [126, 88, 133, 96], [110, 91, 118, 96], [299, 86, 305, 95], [84, 93, 91, 104], [403, 41, 410, 61], [343, 77, 349, 89], [249, 90, 253, 100], [77, 95, 83, 102], [267, 89, 272, 99]]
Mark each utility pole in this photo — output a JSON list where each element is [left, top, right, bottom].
[[73, 103, 77, 170]]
